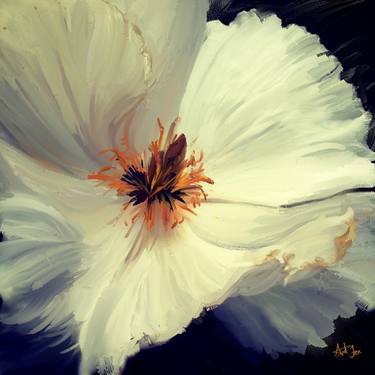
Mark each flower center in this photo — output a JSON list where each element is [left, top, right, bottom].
[[88, 117, 214, 230]]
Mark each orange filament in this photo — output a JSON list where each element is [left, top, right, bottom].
[[88, 117, 214, 230]]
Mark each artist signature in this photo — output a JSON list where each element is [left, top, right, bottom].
[[333, 342, 361, 359]]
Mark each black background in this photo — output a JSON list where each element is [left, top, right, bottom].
[[2, 1, 375, 374]]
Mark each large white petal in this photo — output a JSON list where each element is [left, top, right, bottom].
[[196, 193, 375, 354], [0, 139, 123, 238], [0, 0, 159, 175], [191, 193, 371, 280], [113, 0, 209, 151], [216, 202, 375, 354], [0, 193, 86, 371], [179, 10, 375, 206], [67, 221, 284, 375]]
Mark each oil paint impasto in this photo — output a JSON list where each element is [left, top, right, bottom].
[[0, 0, 374, 374]]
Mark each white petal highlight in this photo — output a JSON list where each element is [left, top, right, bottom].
[[68, 221, 276, 375], [0, 0, 156, 174], [179, 10, 375, 206]]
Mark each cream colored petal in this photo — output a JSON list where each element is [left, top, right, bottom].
[[179, 10, 375, 206], [67, 220, 283, 374], [191, 193, 372, 281], [0, 0, 156, 175], [204, 194, 375, 355], [0, 139, 121, 236], [111, 0, 209, 151]]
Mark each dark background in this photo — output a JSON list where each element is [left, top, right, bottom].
[[2, 1, 375, 374]]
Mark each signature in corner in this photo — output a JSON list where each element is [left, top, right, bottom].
[[333, 342, 361, 359]]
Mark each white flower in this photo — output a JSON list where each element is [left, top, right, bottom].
[[0, 1, 375, 374]]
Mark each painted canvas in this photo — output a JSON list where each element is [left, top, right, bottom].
[[0, 1, 374, 374]]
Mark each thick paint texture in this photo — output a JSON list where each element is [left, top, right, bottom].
[[0, 1, 374, 374]]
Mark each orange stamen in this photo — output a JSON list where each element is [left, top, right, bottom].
[[88, 117, 213, 231]]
